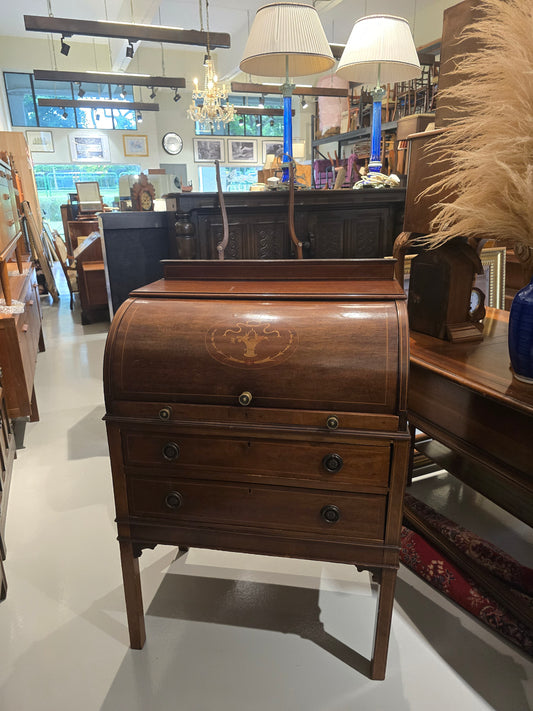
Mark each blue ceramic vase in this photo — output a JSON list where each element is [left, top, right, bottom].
[[508, 276, 533, 383]]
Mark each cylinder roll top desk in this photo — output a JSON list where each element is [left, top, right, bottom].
[[103, 259, 410, 679]]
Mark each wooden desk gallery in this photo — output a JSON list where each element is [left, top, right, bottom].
[[103, 259, 410, 679]]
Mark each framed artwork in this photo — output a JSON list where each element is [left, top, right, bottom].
[[228, 139, 257, 164], [193, 138, 225, 163], [69, 134, 110, 162], [26, 130, 54, 153], [262, 140, 284, 164], [401, 246, 506, 309], [123, 134, 149, 157]]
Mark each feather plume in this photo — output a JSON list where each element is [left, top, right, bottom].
[[417, 0, 533, 249]]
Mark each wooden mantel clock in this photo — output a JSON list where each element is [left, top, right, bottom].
[[130, 173, 156, 212]]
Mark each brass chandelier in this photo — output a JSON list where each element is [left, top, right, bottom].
[[187, 0, 234, 127]]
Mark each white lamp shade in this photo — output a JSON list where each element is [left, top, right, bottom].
[[240, 2, 335, 77], [336, 15, 421, 86]]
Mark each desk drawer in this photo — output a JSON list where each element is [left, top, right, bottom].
[[127, 476, 387, 541], [123, 431, 391, 489]]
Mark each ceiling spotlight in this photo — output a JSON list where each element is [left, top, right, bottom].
[[300, 96, 308, 110], [126, 41, 135, 59], [60, 35, 70, 56], [203, 53, 210, 67], [77, 83, 85, 98], [61, 108, 68, 119], [119, 84, 126, 99], [255, 117, 261, 127], [258, 95, 265, 109], [173, 90, 181, 103], [136, 110, 143, 123], [95, 112, 100, 120], [149, 87, 156, 100], [269, 119, 274, 127], [238, 117, 244, 126]]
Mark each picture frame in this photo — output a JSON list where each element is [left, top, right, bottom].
[[69, 134, 110, 162], [228, 139, 257, 164], [193, 138, 225, 163], [262, 140, 284, 164], [26, 130, 54, 153], [401, 246, 506, 309], [123, 134, 149, 157]]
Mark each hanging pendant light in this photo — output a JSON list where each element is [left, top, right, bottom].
[[187, 0, 234, 128]]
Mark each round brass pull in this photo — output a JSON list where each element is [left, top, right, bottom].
[[326, 415, 339, 430], [164, 491, 183, 510], [321, 504, 341, 524], [239, 391, 253, 407], [322, 453, 344, 473], [158, 407, 172, 421], [162, 442, 180, 461]]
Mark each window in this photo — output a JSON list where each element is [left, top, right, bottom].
[[195, 95, 283, 137], [3, 72, 137, 130], [34, 163, 140, 233]]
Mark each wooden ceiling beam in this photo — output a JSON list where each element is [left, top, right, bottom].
[[33, 69, 186, 88], [24, 15, 231, 49], [231, 82, 348, 97]]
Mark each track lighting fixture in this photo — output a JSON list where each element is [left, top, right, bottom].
[[60, 35, 70, 56], [119, 85, 127, 99], [173, 90, 181, 103], [203, 53, 210, 67], [258, 95, 264, 109], [95, 112, 100, 120], [126, 41, 135, 59], [77, 83, 85, 98], [136, 110, 143, 123], [269, 118, 274, 127], [300, 96, 308, 109], [61, 108, 68, 119], [149, 87, 156, 100]]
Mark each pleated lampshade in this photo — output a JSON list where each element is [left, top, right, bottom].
[[240, 2, 335, 77], [336, 15, 421, 86]]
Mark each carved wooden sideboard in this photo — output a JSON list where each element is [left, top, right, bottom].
[[166, 189, 405, 261], [104, 259, 411, 679]]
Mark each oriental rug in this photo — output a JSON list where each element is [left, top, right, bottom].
[[400, 493, 533, 656]]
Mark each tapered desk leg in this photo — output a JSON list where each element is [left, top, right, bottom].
[[370, 567, 397, 680], [119, 540, 146, 649]]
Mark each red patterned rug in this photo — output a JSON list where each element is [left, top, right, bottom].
[[400, 493, 533, 656]]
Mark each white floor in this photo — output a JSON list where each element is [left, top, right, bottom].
[[0, 277, 532, 711]]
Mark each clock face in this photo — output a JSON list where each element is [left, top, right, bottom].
[[140, 190, 153, 211], [162, 132, 183, 155]]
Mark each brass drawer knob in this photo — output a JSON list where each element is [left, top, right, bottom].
[[322, 453, 344, 473], [238, 391, 253, 407], [321, 504, 341, 524], [162, 442, 180, 461], [158, 407, 172, 421], [164, 491, 183, 510], [326, 415, 339, 430]]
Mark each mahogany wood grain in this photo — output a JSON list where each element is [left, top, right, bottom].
[[409, 308, 533, 525], [104, 259, 410, 679]]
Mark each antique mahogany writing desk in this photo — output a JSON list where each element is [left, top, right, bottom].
[[409, 308, 533, 527], [103, 260, 411, 679]]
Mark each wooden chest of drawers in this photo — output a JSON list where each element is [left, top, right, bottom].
[[0, 263, 43, 420], [104, 259, 410, 679]]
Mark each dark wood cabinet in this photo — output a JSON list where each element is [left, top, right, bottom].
[[104, 259, 411, 680], [167, 189, 405, 261]]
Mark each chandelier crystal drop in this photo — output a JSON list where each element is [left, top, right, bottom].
[[187, 57, 235, 127], [188, 0, 234, 128]]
